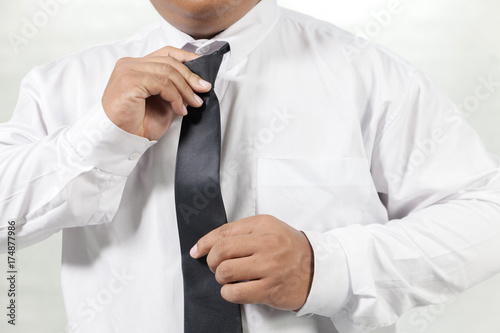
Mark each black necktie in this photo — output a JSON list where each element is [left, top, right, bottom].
[[174, 43, 242, 333]]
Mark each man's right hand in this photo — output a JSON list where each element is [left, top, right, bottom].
[[102, 46, 212, 141]]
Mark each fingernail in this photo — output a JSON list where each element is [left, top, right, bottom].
[[190, 244, 197, 258], [194, 94, 204, 105], [182, 104, 188, 116], [199, 79, 211, 89]]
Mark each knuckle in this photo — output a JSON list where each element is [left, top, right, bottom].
[[217, 262, 233, 281], [261, 214, 274, 223], [116, 57, 132, 66], [266, 280, 282, 302], [254, 214, 268, 226], [213, 239, 227, 256], [158, 63, 175, 76], [155, 75, 174, 92], [206, 256, 216, 272], [164, 46, 175, 53], [181, 76, 193, 88], [120, 71, 136, 83], [176, 80, 192, 96], [262, 232, 280, 245], [188, 71, 201, 82], [160, 76, 175, 90], [217, 224, 233, 239], [265, 254, 281, 270], [197, 238, 208, 252]]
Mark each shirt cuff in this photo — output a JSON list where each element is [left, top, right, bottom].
[[64, 103, 156, 176], [296, 230, 351, 318]]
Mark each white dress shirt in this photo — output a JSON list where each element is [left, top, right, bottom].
[[1, 0, 500, 332]]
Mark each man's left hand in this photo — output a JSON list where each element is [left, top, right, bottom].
[[190, 215, 314, 311]]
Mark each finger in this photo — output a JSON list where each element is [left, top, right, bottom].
[[129, 60, 210, 108], [145, 46, 213, 99], [215, 256, 264, 285], [221, 279, 267, 305], [141, 73, 186, 116], [147, 45, 200, 63], [206, 234, 257, 271], [137, 56, 212, 93], [191, 219, 258, 259]]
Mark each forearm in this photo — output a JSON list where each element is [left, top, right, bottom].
[[299, 190, 500, 332], [0, 105, 153, 251]]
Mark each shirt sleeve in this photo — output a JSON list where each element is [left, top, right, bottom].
[[298, 70, 500, 333], [0, 69, 155, 252]]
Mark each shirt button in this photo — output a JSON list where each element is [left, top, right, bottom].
[[128, 152, 141, 161], [199, 45, 210, 54]]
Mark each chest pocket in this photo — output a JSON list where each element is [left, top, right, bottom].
[[256, 158, 373, 232]]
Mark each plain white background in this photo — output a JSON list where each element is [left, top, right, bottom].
[[0, 0, 499, 332]]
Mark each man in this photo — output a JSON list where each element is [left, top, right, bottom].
[[1, 0, 499, 332]]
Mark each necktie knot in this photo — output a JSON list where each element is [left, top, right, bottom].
[[184, 42, 230, 86]]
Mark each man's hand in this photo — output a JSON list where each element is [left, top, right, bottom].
[[102, 46, 212, 141], [191, 215, 314, 311]]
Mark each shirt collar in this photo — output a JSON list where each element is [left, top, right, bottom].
[[159, 0, 280, 68]]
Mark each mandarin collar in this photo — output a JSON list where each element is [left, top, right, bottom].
[[159, 0, 280, 69]]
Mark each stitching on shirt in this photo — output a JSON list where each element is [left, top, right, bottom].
[[372, 69, 418, 152]]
